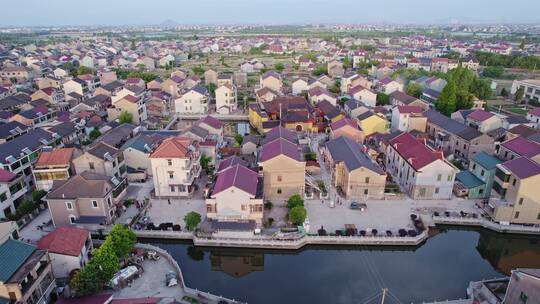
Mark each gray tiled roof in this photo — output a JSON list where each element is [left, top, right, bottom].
[[326, 136, 385, 174]]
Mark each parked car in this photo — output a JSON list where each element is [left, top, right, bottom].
[[349, 201, 367, 211]]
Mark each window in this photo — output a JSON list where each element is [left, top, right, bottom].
[[277, 175, 282, 182], [277, 188, 282, 194], [479, 188, 484, 194], [92, 200, 98, 208], [170, 186, 175, 192], [481, 169, 485, 177], [66, 202, 73, 210], [167, 159, 172, 166], [447, 174, 453, 181], [365, 177, 370, 184], [419, 188, 426, 197], [514, 211, 520, 219], [435, 188, 439, 194], [0, 192, 7, 202], [537, 213, 540, 220], [512, 179, 516, 186], [89, 162, 95, 170], [364, 189, 368, 195], [472, 164, 476, 170], [437, 174, 442, 181], [107, 197, 112, 207], [69, 216, 76, 224], [169, 172, 174, 179], [241, 204, 247, 211], [518, 198, 524, 205]]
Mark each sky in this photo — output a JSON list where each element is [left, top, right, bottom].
[[2, 0, 539, 27]]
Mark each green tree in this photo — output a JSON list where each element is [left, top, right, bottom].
[[192, 66, 205, 76], [70, 267, 102, 296], [406, 83, 423, 98], [514, 86, 525, 102], [234, 134, 243, 146], [520, 40, 525, 50], [200, 155, 212, 175], [72, 66, 94, 77], [500, 87, 509, 97], [436, 80, 457, 115], [89, 241, 120, 285], [376, 93, 390, 106], [343, 56, 351, 69], [207, 83, 217, 97], [482, 66, 504, 78], [107, 224, 136, 259], [289, 206, 307, 225], [287, 194, 304, 209], [89, 127, 101, 140], [31, 190, 47, 202], [312, 65, 327, 76], [184, 211, 202, 231], [118, 111, 133, 124], [274, 63, 285, 72]]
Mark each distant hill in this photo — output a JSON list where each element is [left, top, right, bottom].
[[160, 19, 180, 27]]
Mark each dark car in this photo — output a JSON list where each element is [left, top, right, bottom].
[[349, 201, 367, 211]]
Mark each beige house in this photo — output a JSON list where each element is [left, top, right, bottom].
[[391, 106, 427, 133], [330, 118, 364, 143], [150, 137, 201, 197], [215, 84, 237, 115], [259, 71, 283, 93], [174, 85, 209, 114], [206, 162, 263, 224], [33, 147, 79, 191], [349, 85, 377, 107], [204, 69, 218, 85], [46, 171, 122, 227], [107, 95, 148, 124], [324, 136, 386, 199], [73, 142, 128, 180], [327, 60, 344, 78], [489, 157, 540, 225], [259, 136, 305, 200]]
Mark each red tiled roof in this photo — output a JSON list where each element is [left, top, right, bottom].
[[0, 168, 17, 183], [397, 106, 423, 114], [37, 227, 89, 257], [35, 148, 75, 167], [150, 137, 196, 158], [390, 132, 444, 171]]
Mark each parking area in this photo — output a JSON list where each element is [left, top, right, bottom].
[[146, 198, 206, 228], [305, 197, 481, 234]]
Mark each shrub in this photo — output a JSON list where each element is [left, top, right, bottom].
[[289, 206, 307, 225], [287, 194, 304, 209]]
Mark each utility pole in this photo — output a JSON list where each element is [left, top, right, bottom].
[[381, 288, 387, 304]]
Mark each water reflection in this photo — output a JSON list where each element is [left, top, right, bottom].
[[476, 230, 540, 275], [147, 229, 540, 304]]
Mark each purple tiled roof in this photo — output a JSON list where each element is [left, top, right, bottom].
[[212, 164, 258, 196], [262, 126, 297, 145], [468, 109, 494, 122], [260, 138, 301, 162], [330, 118, 358, 131], [529, 107, 540, 117], [501, 157, 540, 179], [502, 137, 540, 158], [217, 156, 247, 173], [198, 115, 223, 130]]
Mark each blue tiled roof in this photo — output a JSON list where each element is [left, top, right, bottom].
[[0, 239, 36, 282], [456, 171, 484, 189], [472, 151, 502, 170]]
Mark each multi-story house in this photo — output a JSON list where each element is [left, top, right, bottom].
[[489, 157, 540, 225], [30, 87, 64, 104], [451, 109, 503, 134], [385, 132, 458, 200], [511, 79, 540, 103], [72, 142, 128, 194], [120, 133, 163, 179], [349, 85, 377, 107], [455, 151, 502, 199], [206, 161, 263, 225], [9, 107, 56, 128], [259, 127, 305, 200], [33, 148, 79, 191], [425, 109, 495, 162], [496, 136, 540, 163], [150, 137, 201, 198], [391, 106, 427, 133], [0, 129, 59, 189], [107, 95, 148, 125], [215, 84, 237, 115], [324, 136, 386, 199], [37, 227, 92, 279], [259, 71, 283, 93], [0, 169, 27, 219], [0, 121, 28, 144], [0, 239, 56, 304], [174, 85, 209, 114], [46, 171, 123, 227], [329, 118, 364, 143], [356, 111, 389, 136], [526, 107, 540, 129]]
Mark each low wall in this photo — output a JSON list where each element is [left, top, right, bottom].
[[433, 216, 540, 235]]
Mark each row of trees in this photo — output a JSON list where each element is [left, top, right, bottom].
[[475, 51, 540, 70], [111, 68, 158, 83], [435, 67, 491, 115], [70, 225, 137, 296]]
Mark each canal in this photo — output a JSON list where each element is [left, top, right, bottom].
[[145, 228, 540, 304]]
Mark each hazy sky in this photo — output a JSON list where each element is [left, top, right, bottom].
[[2, 0, 539, 26]]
